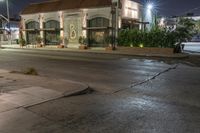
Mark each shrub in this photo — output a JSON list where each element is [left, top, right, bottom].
[[15, 39, 19, 44], [79, 36, 84, 44], [19, 38, 26, 46], [35, 36, 43, 44], [118, 28, 177, 48], [79, 36, 87, 45], [105, 36, 112, 45]]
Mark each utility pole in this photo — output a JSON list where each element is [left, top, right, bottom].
[[6, 0, 9, 24], [112, 0, 119, 50], [111, 5, 115, 49], [115, 0, 119, 49], [0, 0, 10, 44], [6, 0, 11, 45]]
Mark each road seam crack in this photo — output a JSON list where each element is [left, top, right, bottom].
[[113, 64, 179, 93]]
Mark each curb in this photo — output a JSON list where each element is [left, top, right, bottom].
[[1, 46, 189, 59], [23, 83, 90, 108], [0, 70, 90, 108], [64, 86, 93, 97]]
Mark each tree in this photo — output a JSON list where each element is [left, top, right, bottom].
[[194, 20, 200, 34], [174, 18, 195, 53], [176, 18, 195, 42]]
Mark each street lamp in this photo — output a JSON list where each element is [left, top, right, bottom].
[[147, 3, 153, 10], [145, 2, 157, 29]]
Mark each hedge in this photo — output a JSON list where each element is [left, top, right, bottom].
[[118, 28, 177, 48]]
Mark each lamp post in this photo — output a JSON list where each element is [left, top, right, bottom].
[[145, 3, 157, 29], [147, 3, 153, 11]]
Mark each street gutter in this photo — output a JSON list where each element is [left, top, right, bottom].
[[1, 46, 189, 59]]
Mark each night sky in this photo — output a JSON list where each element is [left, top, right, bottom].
[[0, 0, 200, 17]]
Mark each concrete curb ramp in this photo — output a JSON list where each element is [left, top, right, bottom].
[[0, 85, 89, 113], [0, 69, 90, 133]]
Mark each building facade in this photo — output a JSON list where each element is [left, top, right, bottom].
[[21, 0, 143, 48]]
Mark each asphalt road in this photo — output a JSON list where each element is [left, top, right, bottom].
[[0, 48, 200, 133]]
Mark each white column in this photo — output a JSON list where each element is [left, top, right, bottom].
[[82, 12, 87, 38], [21, 19, 26, 41], [39, 14, 44, 44], [59, 11, 64, 45]]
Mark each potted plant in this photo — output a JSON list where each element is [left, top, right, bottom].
[[57, 36, 65, 48], [79, 36, 88, 50], [36, 36, 43, 47], [19, 37, 26, 48], [105, 36, 115, 50]]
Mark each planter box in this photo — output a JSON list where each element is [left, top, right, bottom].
[[79, 45, 88, 50], [117, 47, 174, 55], [57, 45, 65, 48], [20, 44, 25, 48], [37, 44, 43, 48], [105, 46, 116, 51]]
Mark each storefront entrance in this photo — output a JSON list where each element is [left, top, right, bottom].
[[88, 17, 109, 47], [88, 29, 109, 47]]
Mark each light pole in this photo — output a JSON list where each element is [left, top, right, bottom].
[[111, 0, 119, 50], [145, 3, 156, 29], [147, 3, 153, 11]]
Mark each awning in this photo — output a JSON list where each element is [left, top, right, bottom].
[[20, 28, 63, 31], [20, 29, 37, 31], [40, 28, 63, 31], [82, 27, 112, 30], [122, 18, 149, 25]]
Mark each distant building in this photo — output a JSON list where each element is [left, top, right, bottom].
[[20, 0, 144, 48], [0, 15, 20, 42], [158, 17, 177, 31]]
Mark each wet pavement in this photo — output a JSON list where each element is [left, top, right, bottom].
[[0, 48, 200, 133], [26, 64, 200, 133]]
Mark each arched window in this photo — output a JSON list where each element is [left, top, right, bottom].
[[89, 17, 109, 28], [88, 17, 109, 47], [25, 21, 40, 44], [26, 21, 39, 29], [44, 20, 60, 29], [44, 20, 60, 45]]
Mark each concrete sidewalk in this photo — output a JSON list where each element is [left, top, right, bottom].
[[0, 69, 89, 108], [1, 44, 188, 58], [0, 69, 88, 95], [0, 69, 89, 133]]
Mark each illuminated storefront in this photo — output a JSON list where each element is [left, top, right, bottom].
[[21, 0, 143, 48]]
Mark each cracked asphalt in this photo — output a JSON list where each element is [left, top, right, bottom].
[[0, 48, 200, 133]]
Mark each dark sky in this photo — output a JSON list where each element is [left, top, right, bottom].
[[155, 0, 200, 16], [0, 0, 200, 17]]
